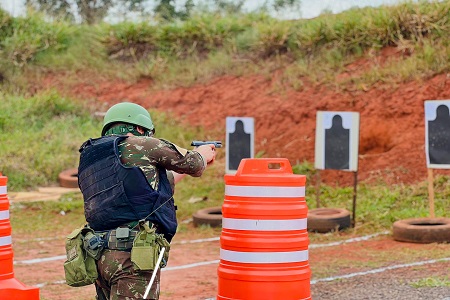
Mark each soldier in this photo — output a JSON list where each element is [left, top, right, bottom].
[[77, 102, 216, 300]]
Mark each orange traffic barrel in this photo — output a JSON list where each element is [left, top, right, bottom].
[[218, 158, 311, 300], [0, 173, 40, 299]]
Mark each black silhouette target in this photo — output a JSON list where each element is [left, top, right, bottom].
[[325, 115, 350, 170], [425, 101, 450, 168], [315, 111, 360, 171], [226, 117, 254, 173]]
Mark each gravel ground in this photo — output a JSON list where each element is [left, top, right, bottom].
[[311, 261, 450, 300]]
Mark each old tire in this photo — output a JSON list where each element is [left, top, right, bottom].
[[393, 217, 450, 244], [58, 168, 79, 188], [307, 208, 351, 233], [193, 207, 222, 228]]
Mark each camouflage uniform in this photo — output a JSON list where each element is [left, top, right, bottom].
[[95, 136, 205, 300]]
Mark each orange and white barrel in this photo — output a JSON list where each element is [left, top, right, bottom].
[[218, 159, 311, 300], [0, 174, 13, 280], [0, 173, 40, 299]]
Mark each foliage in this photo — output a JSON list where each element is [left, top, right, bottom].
[[0, 11, 72, 69], [98, 0, 450, 60], [1, 0, 449, 88], [25, 0, 74, 22], [213, 0, 245, 14], [23, 0, 302, 24], [272, 0, 301, 12], [102, 13, 265, 60], [154, 0, 195, 21], [0, 8, 13, 40], [26, 0, 124, 24]]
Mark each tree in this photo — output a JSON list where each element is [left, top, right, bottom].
[[273, 0, 301, 12], [25, 0, 74, 22], [154, 0, 175, 21], [154, 0, 196, 21], [77, 0, 114, 24], [211, 0, 301, 14], [25, 0, 302, 24], [26, 0, 196, 23], [26, 0, 139, 24], [214, 0, 245, 14]]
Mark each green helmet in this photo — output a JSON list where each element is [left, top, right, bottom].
[[101, 102, 155, 136]]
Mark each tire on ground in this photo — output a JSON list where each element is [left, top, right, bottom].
[[193, 206, 222, 228], [393, 217, 450, 243], [58, 168, 79, 188], [307, 208, 351, 233]]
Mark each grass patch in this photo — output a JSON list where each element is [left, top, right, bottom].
[[0, 91, 100, 190], [410, 276, 450, 288], [1, 1, 449, 90]]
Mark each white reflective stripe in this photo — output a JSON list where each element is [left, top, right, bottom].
[[220, 249, 308, 264], [0, 210, 9, 221], [0, 235, 12, 247], [225, 185, 305, 198], [222, 218, 307, 231], [0, 186, 6, 195]]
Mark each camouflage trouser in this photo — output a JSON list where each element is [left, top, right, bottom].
[[96, 249, 161, 300]]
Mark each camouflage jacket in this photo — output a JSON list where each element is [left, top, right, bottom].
[[118, 136, 205, 192]]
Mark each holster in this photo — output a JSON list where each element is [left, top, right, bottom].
[[83, 230, 105, 260], [131, 221, 170, 271]]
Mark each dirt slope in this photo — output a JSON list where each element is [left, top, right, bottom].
[[42, 59, 450, 186]]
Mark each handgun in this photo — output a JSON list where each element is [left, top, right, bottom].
[[191, 141, 222, 148]]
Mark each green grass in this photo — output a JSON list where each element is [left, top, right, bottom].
[[0, 91, 100, 190], [410, 276, 450, 288], [1, 1, 450, 90]]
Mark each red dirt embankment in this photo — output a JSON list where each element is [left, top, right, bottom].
[[42, 60, 450, 186]]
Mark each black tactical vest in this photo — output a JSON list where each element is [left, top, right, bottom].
[[78, 135, 177, 242]]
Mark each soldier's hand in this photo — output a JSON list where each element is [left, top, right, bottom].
[[195, 144, 216, 165]]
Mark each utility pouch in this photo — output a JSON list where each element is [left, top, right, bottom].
[[64, 225, 98, 287], [131, 223, 158, 271]]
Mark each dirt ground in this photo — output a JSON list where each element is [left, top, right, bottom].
[[40, 49, 450, 186], [11, 231, 450, 300], [24, 50, 450, 299]]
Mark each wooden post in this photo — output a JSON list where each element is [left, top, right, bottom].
[[427, 168, 435, 218], [352, 171, 358, 228]]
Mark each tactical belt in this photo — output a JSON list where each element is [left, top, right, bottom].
[[94, 222, 159, 252], [105, 228, 138, 251]]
